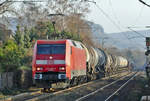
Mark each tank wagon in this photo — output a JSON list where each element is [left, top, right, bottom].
[[32, 40, 130, 90]]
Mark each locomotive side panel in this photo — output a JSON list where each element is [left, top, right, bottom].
[[70, 46, 86, 79]]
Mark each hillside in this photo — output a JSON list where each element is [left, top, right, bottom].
[[89, 21, 149, 50]]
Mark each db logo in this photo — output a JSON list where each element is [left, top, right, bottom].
[[49, 56, 53, 59], [49, 60, 54, 64]]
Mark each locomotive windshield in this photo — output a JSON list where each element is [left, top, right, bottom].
[[37, 44, 66, 54]]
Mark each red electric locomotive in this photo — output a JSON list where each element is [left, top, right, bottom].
[[32, 40, 87, 89]]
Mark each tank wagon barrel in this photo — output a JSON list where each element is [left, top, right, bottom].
[[82, 44, 129, 76], [116, 56, 128, 67]]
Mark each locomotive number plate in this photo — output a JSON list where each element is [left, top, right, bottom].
[[46, 67, 56, 71], [49, 60, 54, 64]]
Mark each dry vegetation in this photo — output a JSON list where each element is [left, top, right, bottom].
[[0, 0, 93, 45]]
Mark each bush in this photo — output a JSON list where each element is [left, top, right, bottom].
[[0, 40, 25, 72]]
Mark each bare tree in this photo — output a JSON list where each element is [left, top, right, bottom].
[[0, 0, 93, 45], [0, 0, 14, 15], [45, 0, 94, 44], [47, 0, 89, 15], [46, 0, 89, 30]]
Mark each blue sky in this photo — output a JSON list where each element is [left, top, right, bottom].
[[86, 0, 150, 33]]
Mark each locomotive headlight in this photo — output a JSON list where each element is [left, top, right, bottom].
[[36, 67, 43, 71], [59, 67, 65, 70]]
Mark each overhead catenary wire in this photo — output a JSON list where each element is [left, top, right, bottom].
[[139, 0, 150, 8], [89, 1, 145, 48], [132, 0, 148, 27], [108, 0, 121, 26], [133, 8, 145, 28], [115, 0, 149, 33], [7, 0, 47, 2], [94, 3, 122, 32], [132, 5, 144, 26], [128, 0, 148, 40], [7, 0, 92, 3], [108, 0, 145, 40], [107, 0, 134, 41], [94, 2, 134, 42], [127, 25, 150, 29], [108, 1, 146, 41], [127, 27, 146, 38], [84, 0, 125, 46]]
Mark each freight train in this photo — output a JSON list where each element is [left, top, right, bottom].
[[32, 40, 131, 90]]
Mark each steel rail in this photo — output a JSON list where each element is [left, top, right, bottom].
[[104, 72, 139, 101], [75, 72, 136, 101]]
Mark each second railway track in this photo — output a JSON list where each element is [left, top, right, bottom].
[[76, 72, 139, 101]]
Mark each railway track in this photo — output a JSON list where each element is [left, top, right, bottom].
[[76, 72, 139, 101], [0, 71, 133, 101]]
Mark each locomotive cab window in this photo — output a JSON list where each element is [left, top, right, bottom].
[[37, 44, 66, 54]]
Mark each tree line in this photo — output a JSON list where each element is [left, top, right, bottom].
[[0, 0, 93, 72]]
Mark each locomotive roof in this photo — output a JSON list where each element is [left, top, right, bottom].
[[36, 39, 71, 44]]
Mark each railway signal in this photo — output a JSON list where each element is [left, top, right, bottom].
[[145, 37, 150, 56], [145, 37, 150, 81]]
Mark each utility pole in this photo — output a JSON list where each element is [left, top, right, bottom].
[[52, 21, 57, 40]]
